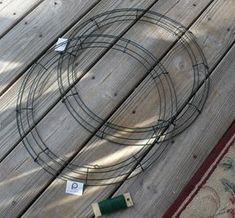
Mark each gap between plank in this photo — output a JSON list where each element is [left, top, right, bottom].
[[0, 0, 45, 39]]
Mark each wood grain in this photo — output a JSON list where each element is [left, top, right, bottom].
[[109, 42, 235, 218], [0, 0, 158, 161], [20, 0, 235, 217], [0, 0, 43, 38], [0, 0, 101, 96], [0, 0, 162, 217], [0, 0, 234, 217]]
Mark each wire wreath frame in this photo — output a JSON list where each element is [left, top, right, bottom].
[[16, 9, 209, 185]]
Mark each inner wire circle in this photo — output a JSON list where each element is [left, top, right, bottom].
[[58, 34, 175, 146]]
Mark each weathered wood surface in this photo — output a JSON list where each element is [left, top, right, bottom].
[[103, 1, 235, 216], [0, 0, 157, 161], [0, 0, 234, 217], [110, 1, 235, 216], [109, 41, 235, 218], [0, 0, 43, 38], [0, 0, 163, 217], [0, 0, 101, 96], [20, 0, 235, 217]]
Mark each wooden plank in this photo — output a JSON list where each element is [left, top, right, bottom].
[[0, 0, 161, 161], [0, 0, 22, 12], [0, 1, 165, 217], [108, 46, 235, 218], [6, 0, 213, 215], [0, 142, 53, 217], [0, 0, 209, 180], [0, 0, 101, 96], [0, 0, 108, 160], [20, 0, 235, 217], [0, 0, 211, 199], [0, 0, 43, 38]]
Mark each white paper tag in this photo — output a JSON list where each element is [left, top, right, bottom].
[[55, 38, 68, 52], [65, 180, 84, 196]]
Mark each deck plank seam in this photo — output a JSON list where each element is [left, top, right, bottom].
[[0, 0, 45, 39]]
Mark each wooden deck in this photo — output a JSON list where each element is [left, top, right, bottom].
[[0, 0, 234, 217]]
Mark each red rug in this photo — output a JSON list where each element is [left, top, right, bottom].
[[163, 121, 235, 218]]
